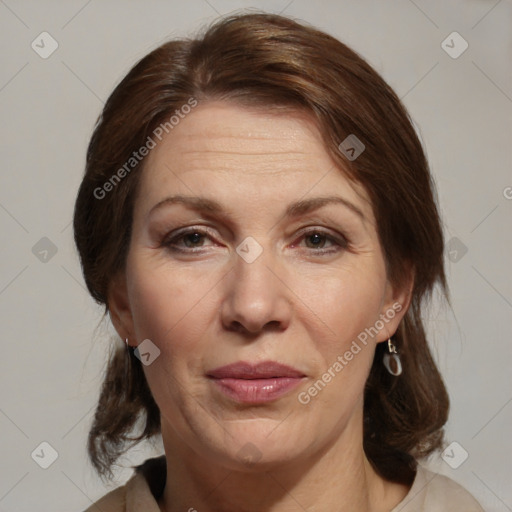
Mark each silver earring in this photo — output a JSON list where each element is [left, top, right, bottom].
[[383, 338, 402, 376]]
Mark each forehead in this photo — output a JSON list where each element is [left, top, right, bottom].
[[137, 101, 372, 216], [147, 101, 327, 169]]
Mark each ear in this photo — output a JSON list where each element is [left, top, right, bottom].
[[375, 263, 414, 344], [107, 272, 136, 345]]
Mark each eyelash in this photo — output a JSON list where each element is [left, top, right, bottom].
[[161, 227, 349, 256]]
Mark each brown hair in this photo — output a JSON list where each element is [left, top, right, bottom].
[[73, 12, 449, 484]]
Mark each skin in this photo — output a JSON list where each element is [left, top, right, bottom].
[[109, 101, 414, 512]]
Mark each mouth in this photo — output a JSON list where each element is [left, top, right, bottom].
[[206, 361, 306, 404]]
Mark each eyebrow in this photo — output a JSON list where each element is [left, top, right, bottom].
[[285, 196, 365, 221], [147, 194, 366, 222]]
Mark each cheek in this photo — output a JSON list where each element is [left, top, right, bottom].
[[297, 273, 382, 415], [126, 255, 216, 352], [299, 262, 387, 345], [294, 262, 387, 409], [126, 259, 216, 412]]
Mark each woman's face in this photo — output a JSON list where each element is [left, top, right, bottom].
[[110, 101, 409, 469]]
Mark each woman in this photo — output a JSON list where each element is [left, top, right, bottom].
[[74, 13, 484, 512]]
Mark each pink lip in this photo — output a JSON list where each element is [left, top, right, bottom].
[[207, 361, 305, 404]]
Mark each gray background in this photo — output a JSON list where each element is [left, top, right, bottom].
[[0, 0, 511, 510]]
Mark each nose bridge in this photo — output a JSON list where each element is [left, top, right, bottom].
[[222, 238, 290, 333], [235, 245, 274, 299]]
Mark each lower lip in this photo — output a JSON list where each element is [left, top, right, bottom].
[[209, 377, 304, 404]]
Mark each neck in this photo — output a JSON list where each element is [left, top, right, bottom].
[[158, 416, 409, 512]]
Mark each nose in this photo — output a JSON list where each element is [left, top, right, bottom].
[[220, 246, 292, 335]]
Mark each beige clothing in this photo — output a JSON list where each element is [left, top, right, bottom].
[[84, 456, 484, 511]]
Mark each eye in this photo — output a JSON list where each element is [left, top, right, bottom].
[[294, 228, 348, 254], [162, 228, 216, 252], [304, 232, 330, 249], [181, 231, 207, 248]]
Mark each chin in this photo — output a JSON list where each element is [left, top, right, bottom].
[[203, 422, 307, 472]]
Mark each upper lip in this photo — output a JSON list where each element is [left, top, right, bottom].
[[207, 361, 305, 379]]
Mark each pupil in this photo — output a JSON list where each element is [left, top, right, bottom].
[[309, 233, 323, 247], [186, 233, 202, 246]]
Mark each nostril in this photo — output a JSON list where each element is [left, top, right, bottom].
[[266, 320, 282, 330], [230, 321, 244, 333], [227, 319, 283, 335]]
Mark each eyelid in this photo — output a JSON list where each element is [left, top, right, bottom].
[[166, 225, 216, 237], [162, 226, 218, 247], [291, 227, 349, 249]]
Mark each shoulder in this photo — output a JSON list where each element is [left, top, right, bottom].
[[393, 465, 485, 512], [82, 484, 126, 512], [82, 456, 166, 512]]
